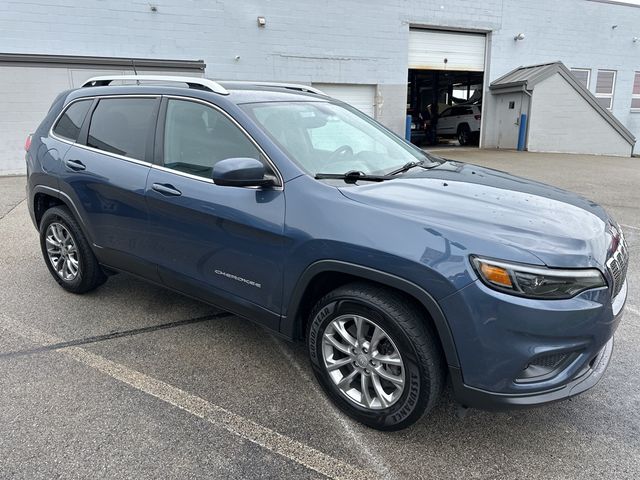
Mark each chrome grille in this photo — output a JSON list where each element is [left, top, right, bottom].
[[606, 230, 629, 299]]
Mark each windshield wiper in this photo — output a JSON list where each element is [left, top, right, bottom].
[[387, 159, 431, 176], [315, 170, 392, 184]]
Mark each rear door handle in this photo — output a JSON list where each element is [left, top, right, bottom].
[[65, 159, 86, 171], [151, 183, 182, 196]]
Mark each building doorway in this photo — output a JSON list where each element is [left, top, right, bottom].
[[406, 29, 486, 148]]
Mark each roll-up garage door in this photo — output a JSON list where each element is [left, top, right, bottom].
[[408, 29, 486, 71], [0, 54, 204, 175], [312, 83, 376, 117]]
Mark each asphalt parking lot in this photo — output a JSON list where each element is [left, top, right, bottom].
[[1, 149, 639, 479]]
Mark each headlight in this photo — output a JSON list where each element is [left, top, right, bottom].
[[471, 256, 606, 299]]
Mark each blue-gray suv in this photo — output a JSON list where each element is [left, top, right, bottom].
[[26, 76, 628, 430]]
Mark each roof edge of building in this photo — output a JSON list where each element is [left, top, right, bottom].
[[0, 52, 206, 71]]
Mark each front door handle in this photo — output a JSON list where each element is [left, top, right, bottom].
[[152, 183, 182, 197], [65, 159, 86, 171]]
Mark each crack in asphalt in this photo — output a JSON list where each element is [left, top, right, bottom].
[[0, 198, 26, 222], [0, 311, 231, 360]]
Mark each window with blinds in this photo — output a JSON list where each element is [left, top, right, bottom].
[[570, 68, 591, 89], [632, 72, 640, 111], [595, 70, 616, 110]]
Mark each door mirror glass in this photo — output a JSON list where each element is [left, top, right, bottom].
[[212, 157, 274, 187]]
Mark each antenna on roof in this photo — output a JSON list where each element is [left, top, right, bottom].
[[131, 59, 140, 85]]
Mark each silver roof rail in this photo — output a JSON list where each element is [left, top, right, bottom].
[[81, 75, 229, 95], [220, 81, 325, 95]]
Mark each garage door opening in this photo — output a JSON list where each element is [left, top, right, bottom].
[[406, 29, 486, 149]]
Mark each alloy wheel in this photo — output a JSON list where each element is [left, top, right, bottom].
[[322, 314, 405, 410], [45, 222, 80, 281]]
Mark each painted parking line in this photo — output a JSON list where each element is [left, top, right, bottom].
[[621, 224, 640, 232], [0, 316, 375, 480]]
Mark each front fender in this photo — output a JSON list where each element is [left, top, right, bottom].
[[281, 259, 460, 368]]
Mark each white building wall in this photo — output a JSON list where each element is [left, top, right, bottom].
[[0, 66, 75, 175], [0, 0, 639, 173], [527, 74, 632, 156], [0, 0, 503, 140], [486, 0, 639, 151], [0, 64, 199, 174]]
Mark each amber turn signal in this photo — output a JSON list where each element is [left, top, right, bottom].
[[479, 263, 513, 287]]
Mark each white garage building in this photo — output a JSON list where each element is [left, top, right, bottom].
[[487, 62, 635, 157], [0, 54, 204, 175]]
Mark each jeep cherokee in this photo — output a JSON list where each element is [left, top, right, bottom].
[[25, 76, 628, 430]]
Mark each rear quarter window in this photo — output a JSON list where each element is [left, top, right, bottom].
[[52, 100, 92, 142], [87, 98, 157, 161]]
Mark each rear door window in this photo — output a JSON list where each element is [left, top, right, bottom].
[[52, 100, 92, 142], [87, 98, 157, 161]]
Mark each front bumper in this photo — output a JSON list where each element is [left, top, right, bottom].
[[450, 336, 614, 409], [440, 277, 626, 409]]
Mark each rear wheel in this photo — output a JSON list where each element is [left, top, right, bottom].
[[39, 206, 107, 293], [457, 124, 471, 146], [307, 282, 445, 430]]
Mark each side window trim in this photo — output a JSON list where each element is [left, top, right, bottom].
[[153, 97, 169, 167], [155, 95, 283, 187], [146, 97, 162, 165], [77, 98, 99, 145]]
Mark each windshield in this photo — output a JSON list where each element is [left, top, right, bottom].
[[240, 101, 436, 176]]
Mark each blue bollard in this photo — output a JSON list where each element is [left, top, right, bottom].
[[517, 113, 527, 151], [406, 115, 412, 142]]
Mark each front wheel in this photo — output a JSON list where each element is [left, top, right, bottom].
[[307, 283, 445, 430], [457, 124, 471, 146]]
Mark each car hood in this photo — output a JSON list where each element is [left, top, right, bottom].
[[338, 161, 613, 268]]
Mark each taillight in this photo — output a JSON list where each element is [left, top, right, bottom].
[[24, 134, 33, 152], [474, 115, 481, 120]]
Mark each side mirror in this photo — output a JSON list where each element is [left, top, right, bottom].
[[212, 157, 275, 187]]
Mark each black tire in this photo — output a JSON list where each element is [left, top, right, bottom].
[[39, 206, 107, 294], [307, 282, 445, 431], [457, 124, 471, 146]]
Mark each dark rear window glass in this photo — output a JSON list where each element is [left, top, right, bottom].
[[451, 106, 473, 116], [52, 100, 92, 142], [87, 98, 157, 160]]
